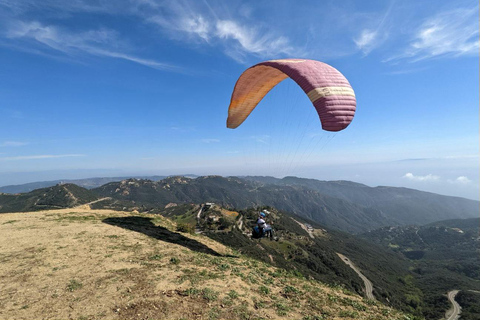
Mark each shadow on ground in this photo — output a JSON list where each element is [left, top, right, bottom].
[[103, 216, 223, 257]]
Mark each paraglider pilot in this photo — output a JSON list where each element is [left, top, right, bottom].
[[256, 212, 274, 240]]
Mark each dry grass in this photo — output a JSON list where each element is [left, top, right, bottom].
[[220, 209, 239, 219], [0, 208, 407, 320]]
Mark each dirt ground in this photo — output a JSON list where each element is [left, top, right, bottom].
[[0, 208, 404, 320]]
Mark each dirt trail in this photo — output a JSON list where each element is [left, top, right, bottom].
[[444, 290, 461, 320], [74, 197, 111, 209], [237, 215, 244, 231], [63, 185, 79, 204], [196, 205, 203, 219], [292, 218, 314, 239], [337, 253, 375, 300]]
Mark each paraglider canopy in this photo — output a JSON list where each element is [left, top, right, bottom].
[[226, 59, 356, 132]]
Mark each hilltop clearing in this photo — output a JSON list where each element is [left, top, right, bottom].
[[0, 208, 408, 320]]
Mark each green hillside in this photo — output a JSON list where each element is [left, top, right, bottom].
[[0, 184, 98, 213], [360, 218, 480, 319], [153, 204, 427, 318], [244, 176, 479, 226]]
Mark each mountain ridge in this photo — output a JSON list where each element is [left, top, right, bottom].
[[92, 176, 478, 233], [1, 175, 477, 234]]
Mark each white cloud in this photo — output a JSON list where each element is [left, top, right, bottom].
[[354, 29, 378, 54], [4, 20, 181, 71], [391, 7, 479, 61], [403, 172, 440, 182], [0, 141, 28, 147], [449, 176, 472, 184], [182, 15, 211, 41], [0, 154, 85, 161]]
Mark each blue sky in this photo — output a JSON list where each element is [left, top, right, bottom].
[[0, 0, 478, 200]]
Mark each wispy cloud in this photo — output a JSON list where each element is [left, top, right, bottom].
[[354, 29, 379, 55], [396, 158, 429, 162], [4, 20, 181, 71], [354, 2, 393, 55], [149, 12, 211, 41], [250, 135, 270, 144], [397, 155, 479, 162], [443, 154, 479, 160], [170, 126, 197, 132], [215, 20, 295, 61], [201, 138, 220, 143], [0, 154, 86, 161], [0, 0, 114, 15], [147, 2, 298, 62], [386, 67, 429, 75], [403, 172, 440, 182], [0, 141, 28, 147], [388, 6, 479, 61]]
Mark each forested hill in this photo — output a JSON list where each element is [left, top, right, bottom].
[[92, 176, 387, 233], [360, 218, 480, 319], [244, 176, 479, 226], [92, 176, 478, 233], [0, 183, 98, 213], [1, 175, 477, 233]]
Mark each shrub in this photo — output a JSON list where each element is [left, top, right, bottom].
[[177, 223, 195, 234], [228, 290, 239, 299], [66, 279, 83, 292], [259, 285, 270, 294]]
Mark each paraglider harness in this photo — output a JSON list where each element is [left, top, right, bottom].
[[251, 225, 265, 239]]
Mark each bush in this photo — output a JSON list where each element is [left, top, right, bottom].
[[177, 222, 195, 234]]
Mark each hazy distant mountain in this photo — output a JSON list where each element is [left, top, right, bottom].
[[0, 175, 173, 193], [93, 176, 478, 233], [244, 176, 479, 226], [0, 184, 98, 213]]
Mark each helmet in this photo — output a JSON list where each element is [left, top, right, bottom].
[[260, 212, 266, 217]]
